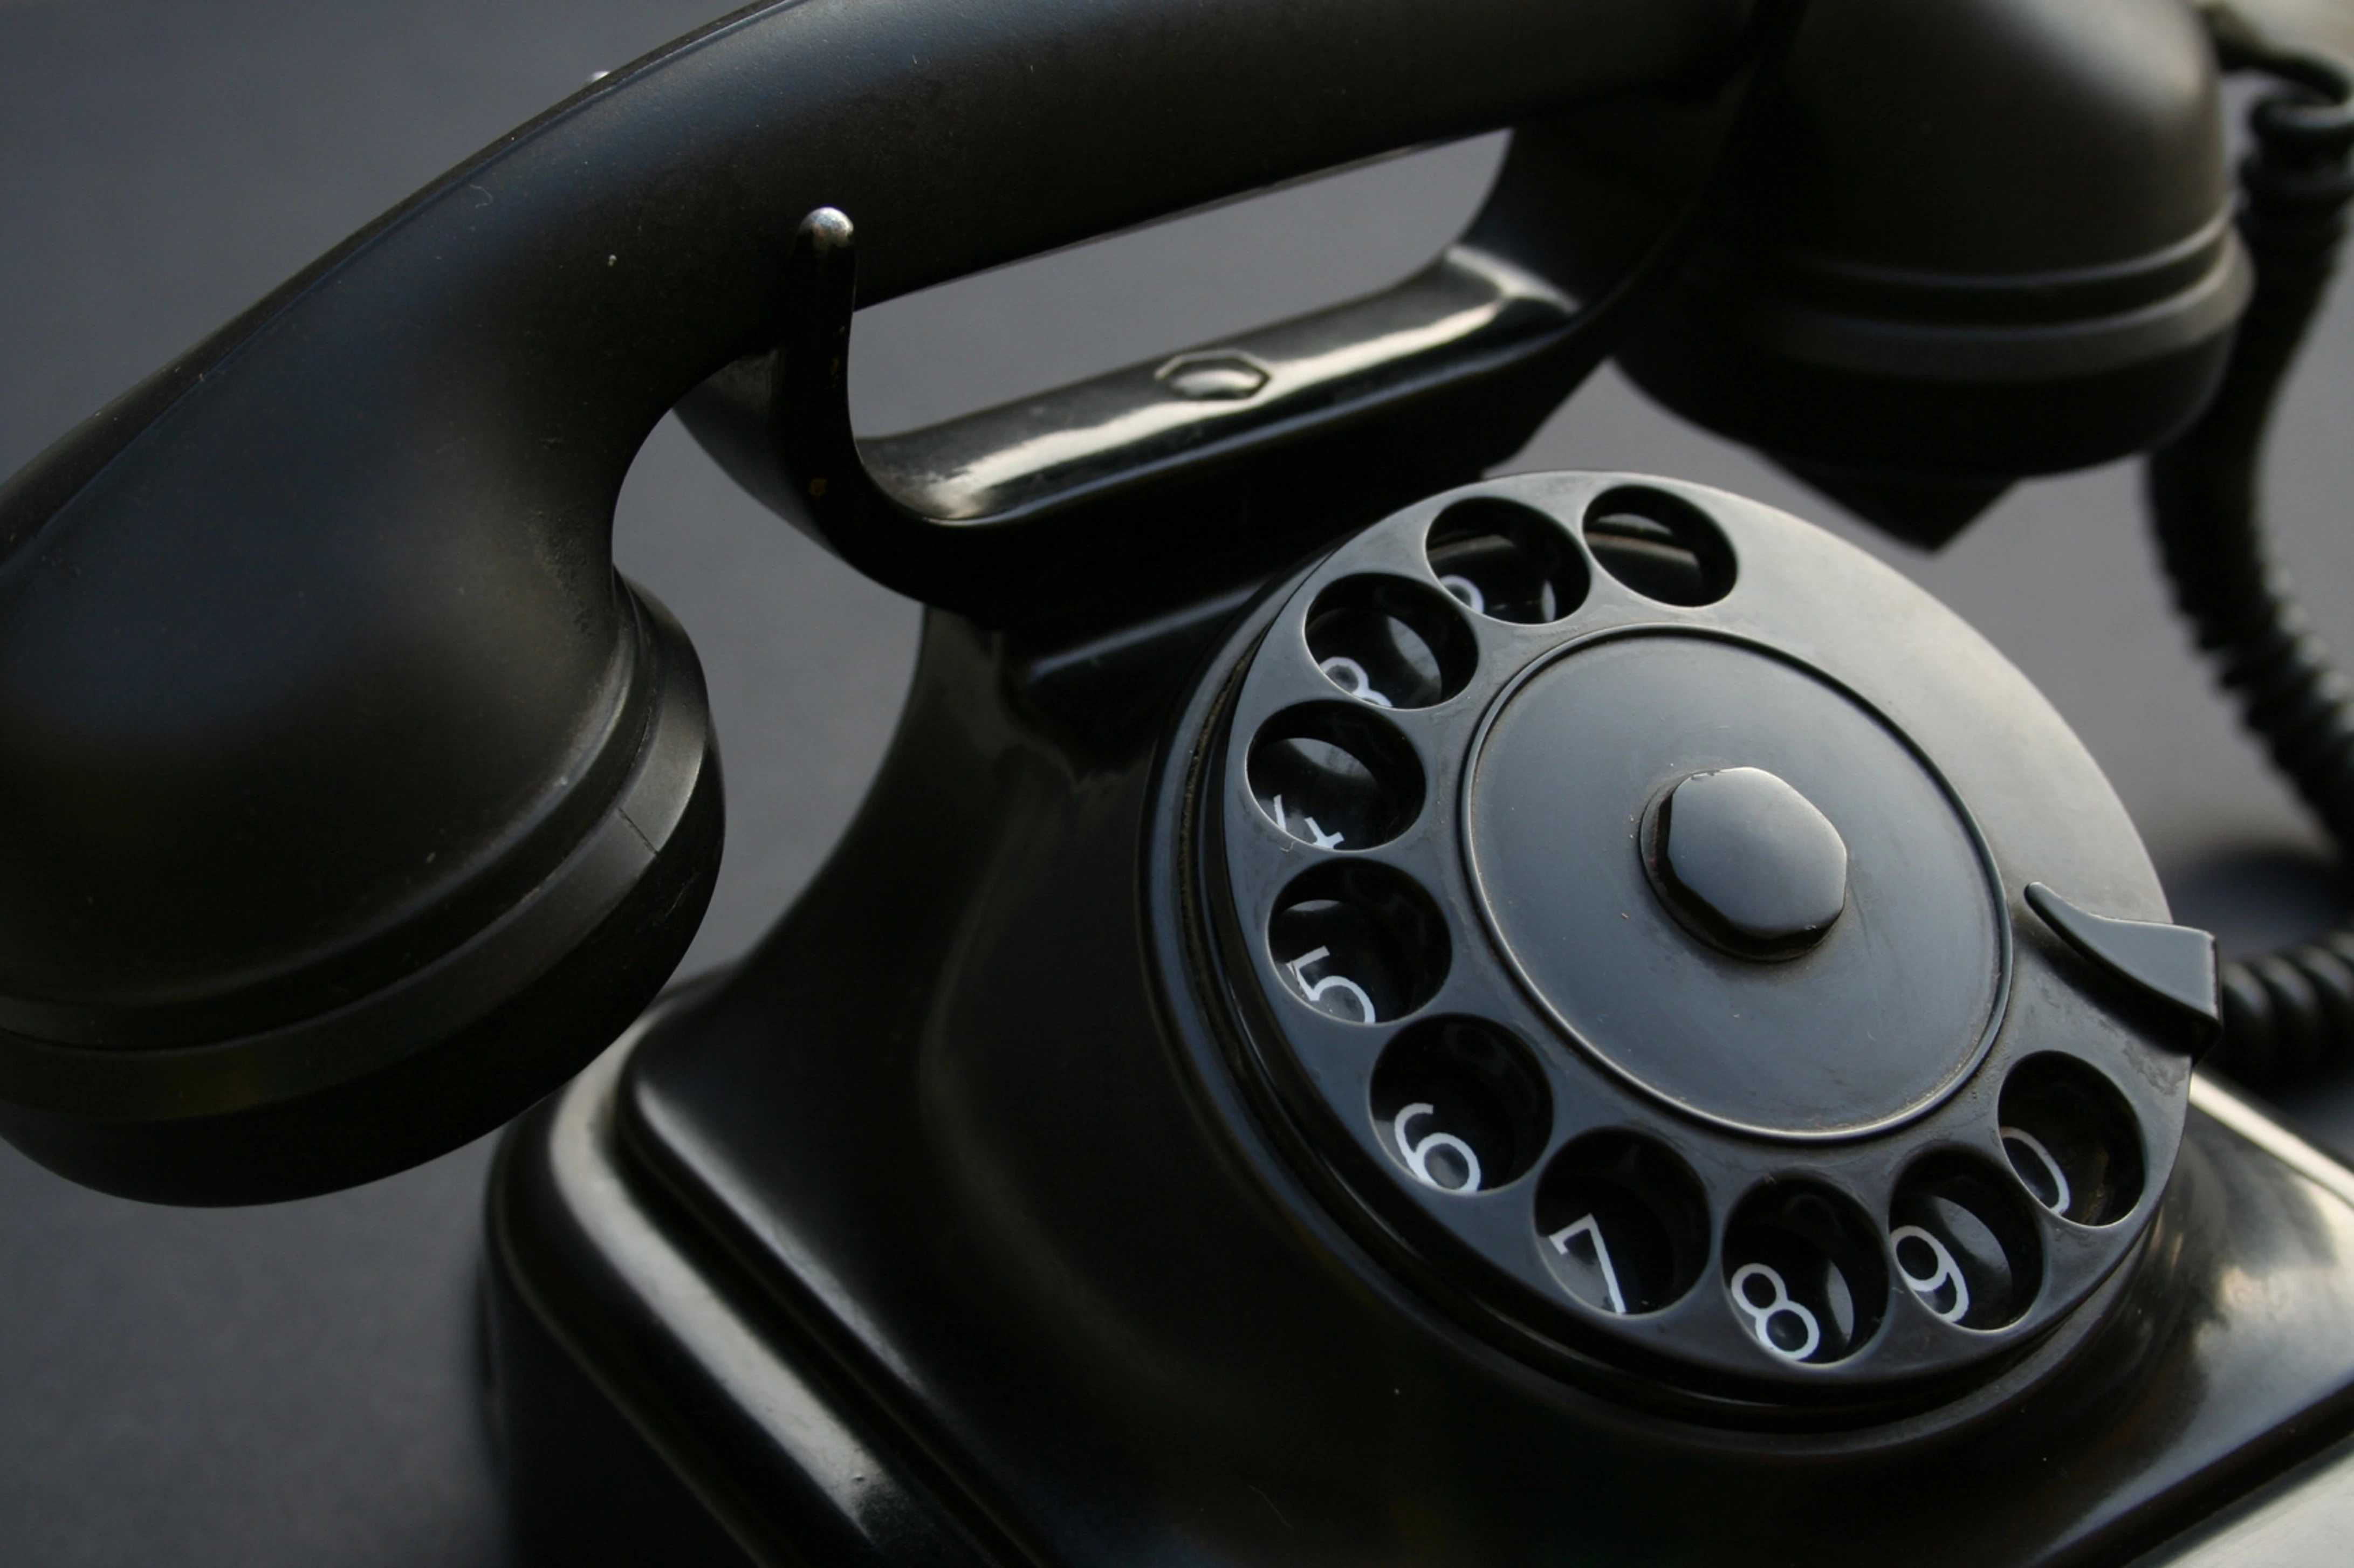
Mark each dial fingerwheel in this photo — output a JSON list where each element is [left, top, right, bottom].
[[1203, 473, 2206, 1410]]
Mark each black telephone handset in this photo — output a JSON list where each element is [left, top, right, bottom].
[[5, 1, 2353, 1563]]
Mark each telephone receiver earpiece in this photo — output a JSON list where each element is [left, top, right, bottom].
[[0, 0, 2238, 1202]]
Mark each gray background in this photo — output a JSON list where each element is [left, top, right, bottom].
[[4, 0, 2354, 1561]]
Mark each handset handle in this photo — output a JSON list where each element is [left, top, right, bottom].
[[0, 0, 1748, 1202], [676, 0, 1800, 631]]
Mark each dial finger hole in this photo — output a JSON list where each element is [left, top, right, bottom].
[[1722, 1185, 1887, 1366], [1368, 1018, 1550, 1196], [1268, 862, 1450, 1026], [1583, 486, 1737, 607], [1425, 498, 1589, 625], [1998, 1054, 2144, 1226], [1533, 1131, 1708, 1317], [1303, 575, 1478, 710], [1247, 703, 1425, 851], [1889, 1153, 2043, 1330]]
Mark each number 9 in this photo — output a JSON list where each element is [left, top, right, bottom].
[[1891, 1224, 1972, 1324]]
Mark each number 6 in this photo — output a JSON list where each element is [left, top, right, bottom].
[[1393, 1103, 1483, 1193]]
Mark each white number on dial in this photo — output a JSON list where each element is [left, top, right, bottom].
[[1547, 1213, 1628, 1315], [1891, 1224, 1971, 1324], [1393, 1103, 1482, 1194], [1318, 655, 1394, 707], [1284, 946, 1375, 1023], [1438, 574, 1486, 614], [1731, 1262, 1822, 1363], [2001, 1125, 2074, 1218], [1268, 794, 1344, 850]]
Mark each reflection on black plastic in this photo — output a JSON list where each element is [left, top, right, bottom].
[[1248, 704, 1425, 851], [1304, 576, 1478, 710], [1583, 486, 1737, 607], [1426, 498, 1589, 625]]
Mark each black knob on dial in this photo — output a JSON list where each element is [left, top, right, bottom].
[[1649, 766, 1848, 959]]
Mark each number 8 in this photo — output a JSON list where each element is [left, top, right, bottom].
[[1730, 1262, 1822, 1363]]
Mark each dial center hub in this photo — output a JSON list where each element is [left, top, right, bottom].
[[1650, 766, 1849, 959], [1464, 631, 2004, 1138]]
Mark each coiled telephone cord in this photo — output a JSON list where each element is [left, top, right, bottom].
[[2149, 39, 2354, 1089]]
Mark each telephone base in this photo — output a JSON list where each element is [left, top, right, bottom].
[[484, 999, 2354, 1568]]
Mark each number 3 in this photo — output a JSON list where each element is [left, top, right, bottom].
[[1318, 655, 1394, 707]]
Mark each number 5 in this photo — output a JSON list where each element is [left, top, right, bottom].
[[1285, 946, 1376, 1023]]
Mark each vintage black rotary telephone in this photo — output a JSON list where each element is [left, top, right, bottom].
[[10, 0, 2354, 1562]]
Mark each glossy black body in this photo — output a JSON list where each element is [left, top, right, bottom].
[[0, 0, 2330, 1558], [676, 0, 2247, 595], [2024, 884, 2221, 1045], [489, 571, 2354, 1565]]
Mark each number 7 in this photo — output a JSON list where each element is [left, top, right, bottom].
[[1547, 1214, 1628, 1315]]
